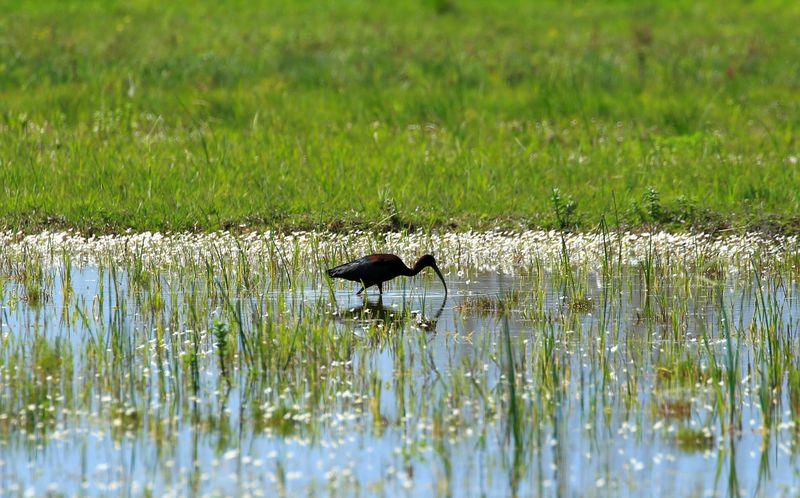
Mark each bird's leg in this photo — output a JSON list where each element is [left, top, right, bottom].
[[356, 279, 368, 296], [378, 282, 383, 295]]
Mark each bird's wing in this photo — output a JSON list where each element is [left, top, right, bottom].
[[365, 254, 403, 265], [327, 254, 402, 279], [327, 257, 369, 278]]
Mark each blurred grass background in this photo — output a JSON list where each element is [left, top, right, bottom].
[[0, 0, 798, 232]]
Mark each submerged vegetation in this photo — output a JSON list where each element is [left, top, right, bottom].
[[0, 0, 799, 233], [3, 0, 800, 495], [2, 228, 800, 495]]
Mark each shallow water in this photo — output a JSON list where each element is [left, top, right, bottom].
[[2, 254, 800, 498]]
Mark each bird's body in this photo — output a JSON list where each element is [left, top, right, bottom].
[[327, 253, 447, 296]]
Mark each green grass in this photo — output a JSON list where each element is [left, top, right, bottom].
[[1, 0, 799, 233]]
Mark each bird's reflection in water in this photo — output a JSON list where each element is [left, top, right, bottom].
[[334, 295, 447, 332]]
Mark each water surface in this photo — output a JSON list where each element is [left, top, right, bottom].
[[1, 258, 800, 497]]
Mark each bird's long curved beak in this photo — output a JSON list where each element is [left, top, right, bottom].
[[432, 264, 448, 296]]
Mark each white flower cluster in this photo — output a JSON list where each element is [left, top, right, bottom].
[[0, 229, 795, 273]]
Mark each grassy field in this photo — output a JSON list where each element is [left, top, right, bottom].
[[0, 0, 798, 233]]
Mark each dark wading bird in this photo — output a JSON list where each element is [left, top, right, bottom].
[[327, 254, 447, 296]]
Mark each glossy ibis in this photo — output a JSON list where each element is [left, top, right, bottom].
[[326, 254, 447, 296]]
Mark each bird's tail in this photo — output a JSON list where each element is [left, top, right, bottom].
[[327, 261, 354, 278], [326, 266, 345, 278]]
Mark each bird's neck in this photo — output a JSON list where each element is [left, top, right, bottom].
[[407, 260, 426, 276]]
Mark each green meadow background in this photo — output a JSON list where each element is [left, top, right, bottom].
[[1, 0, 798, 232]]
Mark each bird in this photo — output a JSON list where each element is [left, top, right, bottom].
[[326, 254, 447, 296]]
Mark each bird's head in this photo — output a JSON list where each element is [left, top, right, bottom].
[[414, 254, 447, 295]]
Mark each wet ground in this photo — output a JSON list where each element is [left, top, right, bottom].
[[1, 231, 800, 497]]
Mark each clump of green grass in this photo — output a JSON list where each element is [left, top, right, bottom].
[[654, 356, 711, 388], [566, 296, 593, 313], [653, 397, 693, 421], [675, 427, 714, 453], [11, 254, 51, 308], [457, 290, 522, 316], [212, 320, 232, 381], [254, 403, 302, 437]]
